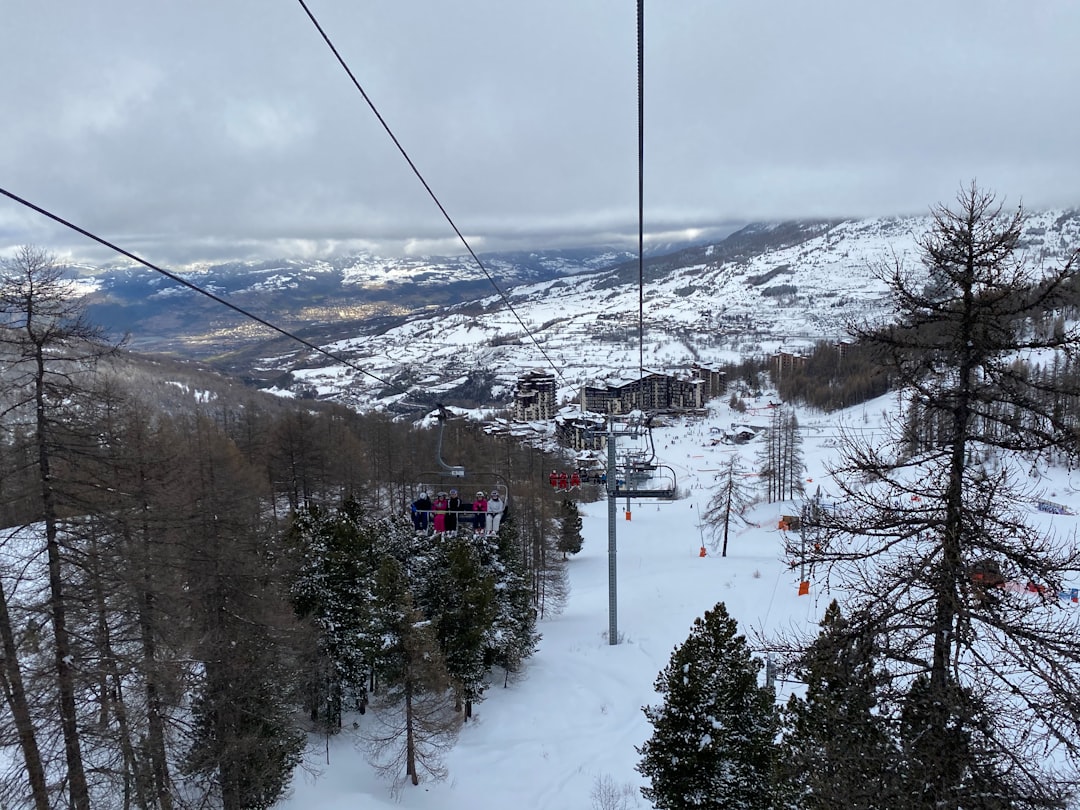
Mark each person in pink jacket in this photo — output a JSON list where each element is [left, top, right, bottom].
[[432, 492, 448, 533], [471, 491, 487, 535]]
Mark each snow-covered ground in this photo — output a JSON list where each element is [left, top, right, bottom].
[[279, 393, 1080, 809]]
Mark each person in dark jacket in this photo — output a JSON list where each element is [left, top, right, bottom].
[[446, 488, 462, 535], [411, 491, 432, 531]]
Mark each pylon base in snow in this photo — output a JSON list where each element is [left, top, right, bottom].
[[798, 581, 810, 596], [699, 546, 707, 557], [625, 511, 632, 521]]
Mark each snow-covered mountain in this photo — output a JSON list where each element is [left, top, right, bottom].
[[246, 210, 1080, 411], [75, 210, 1080, 411], [78, 247, 646, 355]]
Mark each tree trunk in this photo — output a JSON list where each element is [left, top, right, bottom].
[[722, 481, 733, 557], [37, 358, 91, 810], [138, 528, 175, 810], [0, 582, 50, 810], [405, 681, 419, 785]]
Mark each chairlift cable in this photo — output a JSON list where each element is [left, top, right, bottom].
[[637, 0, 646, 385], [0, 185, 393, 387], [295, 0, 569, 389]]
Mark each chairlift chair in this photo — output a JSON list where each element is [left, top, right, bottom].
[[608, 412, 677, 499], [410, 405, 511, 532]]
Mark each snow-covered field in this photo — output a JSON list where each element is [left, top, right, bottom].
[[280, 393, 1080, 809]]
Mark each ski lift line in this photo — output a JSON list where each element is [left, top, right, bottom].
[[294, 0, 570, 390], [636, 0, 645, 385], [0, 185, 393, 388]]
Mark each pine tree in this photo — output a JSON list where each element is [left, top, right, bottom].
[[897, 676, 1015, 810], [482, 523, 541, 682], [288, 499, 393, 727], [184, 631, 305, 810], [423, 534, 497, 720], [556, 497, 584, 557], [778, 600, 900, 808], [365, 555, 459, 792], [636, 602, 778, 810]]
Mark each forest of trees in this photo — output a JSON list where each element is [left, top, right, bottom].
[[0, 247, 576, 808], [772, 339, 892, 411]]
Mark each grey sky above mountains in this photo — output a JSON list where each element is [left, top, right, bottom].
[[2, 1, 1079, 267]]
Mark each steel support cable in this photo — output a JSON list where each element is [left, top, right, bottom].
[[0, 185, 393, 387], [637, 0, 646, 385], [295, 0, 569, 389]]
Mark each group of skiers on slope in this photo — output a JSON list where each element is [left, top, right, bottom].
[[410, 488, 505, 536]]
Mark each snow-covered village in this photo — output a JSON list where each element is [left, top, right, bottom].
[[5, 2, 1080, 809]]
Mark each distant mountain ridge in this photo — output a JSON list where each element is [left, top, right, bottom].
[[71, 210, 1080, 412], [269, 209, 1080, 413], [78, 246, 649, 355]]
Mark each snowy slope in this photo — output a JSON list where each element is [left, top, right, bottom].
[[278, 393, 1080, 809]]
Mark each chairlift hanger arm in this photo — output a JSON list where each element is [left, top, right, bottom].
[[434, 404, 466, 476]]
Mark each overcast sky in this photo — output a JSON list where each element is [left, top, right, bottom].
[[2, 1, 1079, 267]]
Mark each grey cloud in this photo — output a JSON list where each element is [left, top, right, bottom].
[[2, 1, 1078, 268]]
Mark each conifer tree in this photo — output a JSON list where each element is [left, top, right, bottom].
[[422, 534, 497, 720], [778, 600, 899, 808], [757, 405, 804, 503], [177, 417, 304, 810], [0, 245, 116, 810], [557, 497, 584, 557], [896, 675, 1014, 810], [184, 630, 304, 810], [365, 555, 459, 791], [288, 499, 392, 727], [482, 523, 541, 682], [0, 576, 48, 810], [636, 602, 778, 810], [758, 405, 782, 503], [780, 408, 805, 501]]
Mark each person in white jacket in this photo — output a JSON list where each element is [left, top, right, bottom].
[[486, 490, 505, 536]]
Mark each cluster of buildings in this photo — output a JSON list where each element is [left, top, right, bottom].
[[512, 364, 728, 451]]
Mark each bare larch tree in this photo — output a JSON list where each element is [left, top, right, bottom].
[[792, 185, 1080, 806]]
